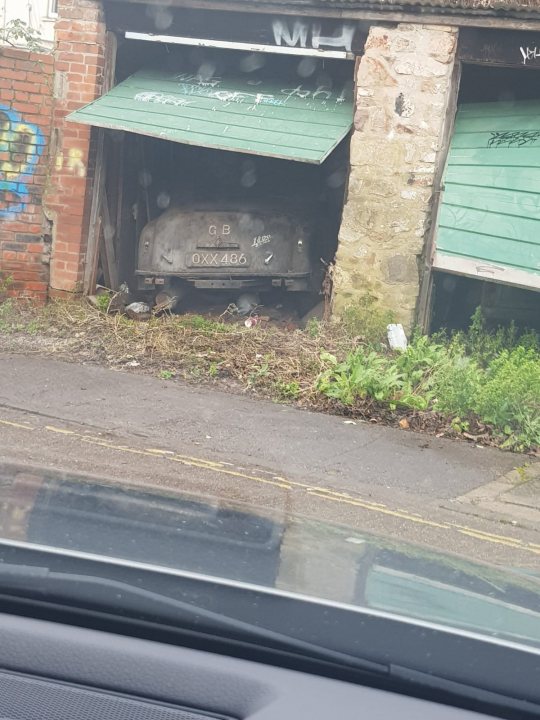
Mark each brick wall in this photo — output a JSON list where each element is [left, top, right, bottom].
[[0, 47, 54, 303], [45, 0, 106, 296]]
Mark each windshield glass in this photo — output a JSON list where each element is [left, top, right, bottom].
[[0, 0, 539, 674]]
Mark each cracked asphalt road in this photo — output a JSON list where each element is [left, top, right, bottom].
[[0, 354, 538, 570]]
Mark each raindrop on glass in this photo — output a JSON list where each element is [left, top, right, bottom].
[[239, 53, 266, 73], [241, 171, 257, 188], [326, 168, 347, 188], [297, 57, 317, 78], [197, 61, 216, 82], [154, 8, 173, 31], [138, 170, 153, 188], [103, 223, 115, 242], [157, 191, 171, 209]]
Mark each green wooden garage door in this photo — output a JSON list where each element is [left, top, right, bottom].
[[67, 68, 354, 165], [434, 100, 540, 291]]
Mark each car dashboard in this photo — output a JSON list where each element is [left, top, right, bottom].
[[0, 612, 505, 720]]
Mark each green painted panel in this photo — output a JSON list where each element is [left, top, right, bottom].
[[437, 228, 540, 272], [443, 184, 540, 221], [445, 166, 540, 194], [459, 100, 540, 117], [452, 131, 540, 149], [449, 116, 540, 133], [67, 68, 354, 164], [439, 205, 540, 244], [436, 100, 540, 287], [448, 147, 540, 166]]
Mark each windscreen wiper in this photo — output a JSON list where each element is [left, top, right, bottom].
[[0, 562, 388, 676]]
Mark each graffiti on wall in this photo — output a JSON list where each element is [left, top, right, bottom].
[[55, 148, 87, 178], [487, 130, 540, 148], [0, 105, 45, 218], [271, 19, 356, 53], [519, 46, 540, 65]]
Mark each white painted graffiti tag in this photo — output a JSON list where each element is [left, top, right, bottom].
[[520, 46, 540, 65], [272, 20, 309, 48], [135, 92, 194, 107], [175, 72, 222, 87], [272, 19, 356, 53], [280, 84, 333, 102], [252, 234, 272, 248], [211, 90, 283, 107], [312, 23, 356, 52]]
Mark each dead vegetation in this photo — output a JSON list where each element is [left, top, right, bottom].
[[1, 297, 538, 453], [0, 297, 346, 404]]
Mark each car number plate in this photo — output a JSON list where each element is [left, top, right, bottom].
[[188, 252, 249, 267]]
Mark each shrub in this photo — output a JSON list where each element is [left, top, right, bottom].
[[318, 350, 397, 406], [475, 347, 540, 449], [450, 307, 539, 366], [317, 328, 540, 450], [340, 294, 395, 345]]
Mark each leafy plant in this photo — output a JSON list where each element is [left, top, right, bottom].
[[341, 294, 395, 345], [0, 274, 13, 295], [274, 380, 300, 400], [475, 347, 540, 449], [158, 369, 174, 380], [1, 19, 44, 52], [317, 349, 403, 406], [316, 325, 539, 450], [248, 356, 270, 387], [305, 317, 321, 338], [176, 315, 228, 333], [450, 307, 539, 366], [95, 294, 111, 313]]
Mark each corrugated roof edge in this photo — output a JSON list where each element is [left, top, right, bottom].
[[184, 0, 540, 16]]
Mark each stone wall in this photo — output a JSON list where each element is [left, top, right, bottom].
[[0, 47, 54, 303], [45, 0, 106, 296], [333, 23, 458, 329]]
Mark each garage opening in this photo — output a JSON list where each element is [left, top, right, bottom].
[[430, 63, 540, 331], [70, 40, 354, 319]]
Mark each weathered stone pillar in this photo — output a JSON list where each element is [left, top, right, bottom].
[[333, 24, 458, 329]]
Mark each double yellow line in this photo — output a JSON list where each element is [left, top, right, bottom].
[[2, 417, 540, 557]]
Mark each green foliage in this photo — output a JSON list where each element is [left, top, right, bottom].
[[95, 294, 111, 313], [317, 350, 402, 406], [1, 297, 538, 451], [25, 319, 41, 335], [0, 274, 13, 295], [0, 298, 15, 332], [274, 380, 300, 400], [248, 356, 270, 387], [176, 315, 228, 333], [450, 307, 539, 366], [475, 347, 540, 450], [1, 19, 44, 52], [158, 369, 174, 380], [433, 355, 483, 418], [340, 295, 395, 344], [317, 326, 540, 450], [305, 317, 321, 338]]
